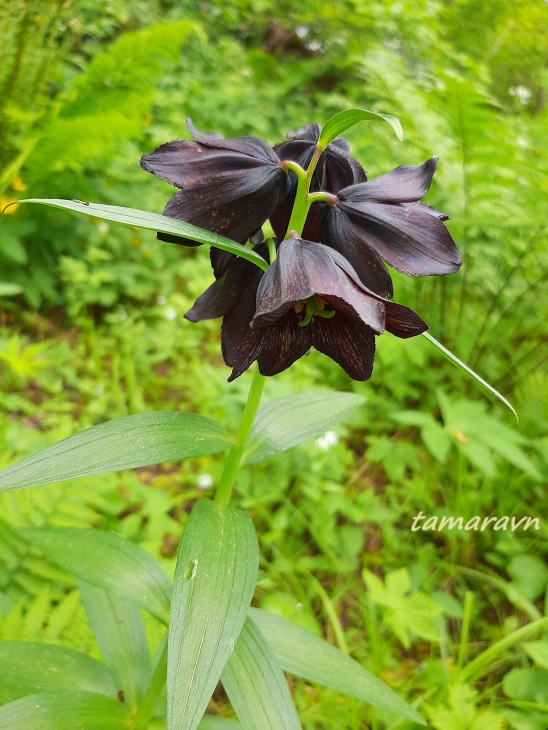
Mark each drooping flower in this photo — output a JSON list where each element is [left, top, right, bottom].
[[229, 238, 428, 381], [140, 119, 291, 246], [185, 246, 267, 366], [318, 157, 462, 278]]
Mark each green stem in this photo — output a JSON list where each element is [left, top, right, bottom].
[[283, 146, 324, 240], [456, 591, 474, 671], [214, 366, 265, 506], [213, 146, 324, 506]]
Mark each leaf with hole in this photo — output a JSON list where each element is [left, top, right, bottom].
[[168, 499, 259, 730]]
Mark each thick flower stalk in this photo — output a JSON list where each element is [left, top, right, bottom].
[[141, 117, 461, 382]]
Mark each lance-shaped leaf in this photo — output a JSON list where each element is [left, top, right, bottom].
[[79, 581, 151, 713], [168, 499, 258, 730], [8, 200, 269, 271], [422, 332, 518, 420], [0, 642, 117, 699], [20, 526, 171, 624], [319, 108, 404, 149], [221, 617, 301, 730], [243, 391, 365, 465], [0, 411, 232, 493], [0, 690, 130, 729], [250, 608, 425, 725]]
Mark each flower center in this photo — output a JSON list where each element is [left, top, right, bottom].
[[295, 295, 336, 327]]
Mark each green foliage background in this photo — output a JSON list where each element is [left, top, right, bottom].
[[0, 0, 546, 728]]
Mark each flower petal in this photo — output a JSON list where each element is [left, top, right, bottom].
[[161, 185, 282, 244], [311, 316, 376, 381], [186, 253, 266, 365], [319, 205, 393, 297], [340, 158, 439, 204], [384, 301, 428, 338], [229, 312, 310, 380], [331, 201, 462, 276]]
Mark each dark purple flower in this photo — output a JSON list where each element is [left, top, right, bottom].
[[229, 238, 427, 381], [271, 122, 367, 243], [140, 119, 291, 246], [185, 246, 267, 366], [318, 157, 462, 278]]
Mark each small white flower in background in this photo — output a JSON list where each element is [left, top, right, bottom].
[[164, 307, 177, 321], [98, 221, 109, 234], [508, 85, 532, 104], [156, 295, 167, 306], [315, 430, 339, 451], [197, 473, 214, 490]]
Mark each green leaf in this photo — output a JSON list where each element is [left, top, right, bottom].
[[0, 642, 117, 698], [199, 720, 241, 729], [422, 332, 518, 421], [243, 392, 365, 465], [168, 499, 259, 730], [79, 581, 151, 713], [523, 641, 548, 669], [9, 200, 269, 271], [250, 609, 425, 725], [0, 690, 130, 729], [503, 668, 548, 704], [221, 617, 301, 730], [19, 526, 171, 624], [0, 282, 23, 296], [318, 108, 403, 149], [0, 411, 232, 493]]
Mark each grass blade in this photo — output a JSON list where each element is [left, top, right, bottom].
[[422, 332, 518, 421]]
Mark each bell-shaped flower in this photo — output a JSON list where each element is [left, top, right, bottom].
[[318, 157, 462, 277], [229, 238, 427, 381], [140, 119, 291, 246]]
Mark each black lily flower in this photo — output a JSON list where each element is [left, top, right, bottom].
[[271, 122, 367, 243], [229, 238, 427, 382], [318, 157, 462, 278], [140, 119, 291, 246], [185, 246, 267, 367]]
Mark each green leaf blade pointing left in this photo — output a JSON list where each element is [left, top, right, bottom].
[[168, 499, 259, 730], [0, 411, 232, 492], [20, 526, 172, 624], [318, 108, 403, 149], [10, 199, 269, 271], [0, 690, 130, 730]]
